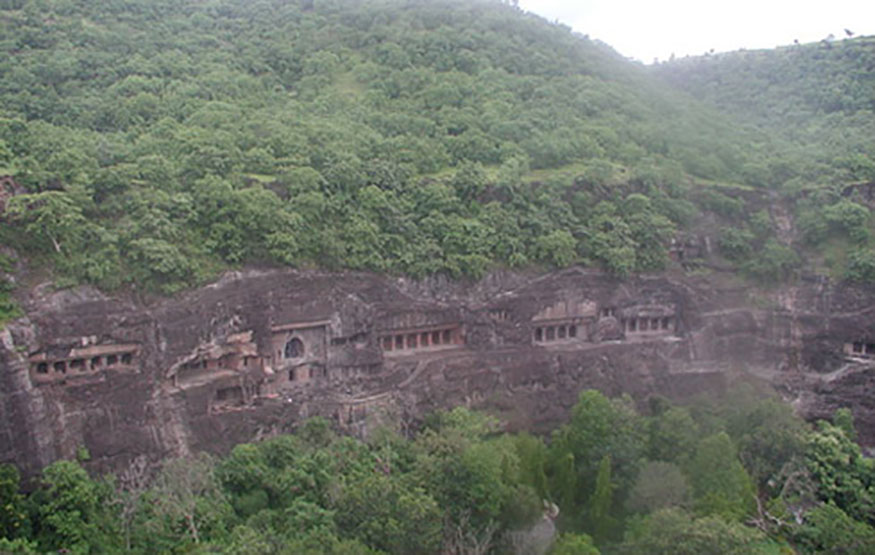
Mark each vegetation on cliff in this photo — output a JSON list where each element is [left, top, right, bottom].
[[1, 388, 873, 553], [655, 38, 875, 281], [6, 0, 870, 298]]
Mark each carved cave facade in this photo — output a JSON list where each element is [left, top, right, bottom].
[[22, 279, 684, 425], [8, 268, 872, 478], [29, 341, 140, 384]]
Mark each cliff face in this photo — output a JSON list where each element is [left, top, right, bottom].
[[1, 267, 873, 477]]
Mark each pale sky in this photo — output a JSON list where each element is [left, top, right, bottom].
[[517, 0, 875, 63]]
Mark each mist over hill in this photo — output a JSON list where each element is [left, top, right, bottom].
[[0, 0, 814, 302], [654, 36, 875, 184]]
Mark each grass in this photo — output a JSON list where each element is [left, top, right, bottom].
[[244, 173, 277, 184], [333, 71, 367, 97]]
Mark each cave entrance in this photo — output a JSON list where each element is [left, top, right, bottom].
[[284, 337, 304, 359]]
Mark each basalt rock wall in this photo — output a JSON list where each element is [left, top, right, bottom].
[[1, 268, 874, 477]]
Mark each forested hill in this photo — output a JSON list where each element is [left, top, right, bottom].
[[0, 0, 769, 300], [654, 36, 875, 185], [0, 0, 873, 307], [652, 36, 875, 284]]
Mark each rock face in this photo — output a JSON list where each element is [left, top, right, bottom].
[[1, 267, 874, 476]]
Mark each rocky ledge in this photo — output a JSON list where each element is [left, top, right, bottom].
[[1, 267, 873, 477]]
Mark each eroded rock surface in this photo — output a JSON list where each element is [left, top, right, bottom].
[[1, 267, 873, 476]]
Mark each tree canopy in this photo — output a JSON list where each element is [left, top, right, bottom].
[[5, 0, 869, 300], [2, 389, 872, 552]]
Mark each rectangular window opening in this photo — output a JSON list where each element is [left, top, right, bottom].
[[216, 386, 242, 402]]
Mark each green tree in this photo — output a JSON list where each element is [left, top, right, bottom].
[[647, 406, 699, 464], [0, 464, 27, 540], [833, 408, 857, 441], [718, 227, 754, 261], [535, 229, 577, 268], [0, 538, 38, 554], [548, 391, 644, 521], [805, 421, 875, 524], [621, 508, 774, 554], [31, 460, 121, 553], [6, 192, 88, 254], [733, 398, 806, 489], [743, 239, 799, 283], [845, 248, 875, 284], [793, 502, 875, 554], [586, 455, 616, 542], [334, 473, 442, 554], [138, 454, 233, 548], [550, 532, 600, 554], [587, 202, 637, 277], [514, 433, 549, 499], [450, 161, 489, 203], [626, 461, 690, 514], [687, 432, 755, 521]]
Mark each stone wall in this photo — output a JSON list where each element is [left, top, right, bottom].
[[1, 267, 874, 476]]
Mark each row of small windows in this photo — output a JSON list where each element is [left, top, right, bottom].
[[626, 317, 673, 332], [288, 365, 328, 382], [534, 317, 675, 343], [850, 342, 875, 355], [180, 354, 260, 373], [381, 328, 457, 351], [534, 324, 578, 343], [490, 310, 511, 321], [32, 352, 135, 377]]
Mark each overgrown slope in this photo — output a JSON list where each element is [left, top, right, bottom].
[[654, 36, 875, 185], [1, 0, 778, 295], [654, 37, 875, 280]]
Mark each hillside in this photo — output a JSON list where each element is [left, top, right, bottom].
[[654, 36, 875, 279], [4, 2, 875, 554], [654, 36, 875, 184], [1, 0, 789, 301]]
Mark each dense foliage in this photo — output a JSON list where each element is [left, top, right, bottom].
[[655, 38, 875, 281], [0, 0, 871, 304], [654, 38, 875, 184], [1, 0, 799, 297], [1, 388, 872, 553]]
